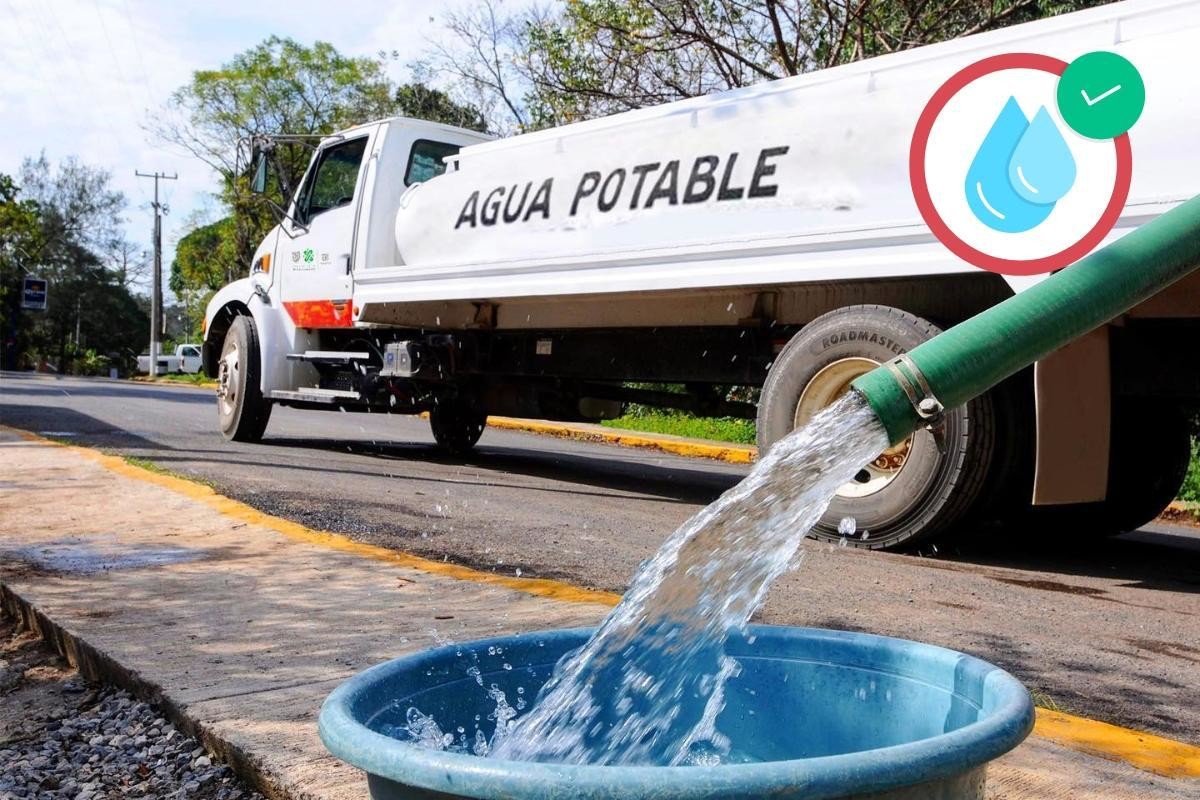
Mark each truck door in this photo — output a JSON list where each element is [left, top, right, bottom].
[[279, 131, 373, 328]]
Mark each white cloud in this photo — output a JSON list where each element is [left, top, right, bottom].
[[1, 1, 201, 280], [0, 0, 471, 295]]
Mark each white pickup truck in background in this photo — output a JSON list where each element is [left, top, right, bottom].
[[137, 344, 202, 375]]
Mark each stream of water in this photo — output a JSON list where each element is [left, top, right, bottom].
[[398, 392, 889, 766]]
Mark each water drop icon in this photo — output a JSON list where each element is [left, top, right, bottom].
[[965, 97, 1076, 233], [1009, 107, 1077, 204]]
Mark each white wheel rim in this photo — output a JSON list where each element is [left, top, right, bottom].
[[217, 342, 240, 419], [794, 357, 914, 499]]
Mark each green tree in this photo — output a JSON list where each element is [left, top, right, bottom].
[[18, 154, 125, 253], [170, 216, 239, 340], [394, 82, 488, 131], [9, 157, 147, 373], [0, 174, 45, 369], [152, 37, 398, 274], [171, 217, 239, 294], [414, 0, 532, 133], [0, 175, 43, 267], [429, 0, 1112, 128], [156, 38, 487, 307]]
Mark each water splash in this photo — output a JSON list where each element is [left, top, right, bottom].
[[966, 97, 1076, 233], [387, 394, 887, 765], [397, 707, 454, 750], [486, 393, 888, 765]]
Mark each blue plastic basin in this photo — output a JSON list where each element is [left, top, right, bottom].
[[319, 626, 1033, 799]]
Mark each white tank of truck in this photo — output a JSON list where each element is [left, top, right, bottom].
[[203, 0, 1200, 552], [375, 0, 1198, 311]]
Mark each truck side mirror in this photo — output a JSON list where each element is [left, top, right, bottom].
[[250, 149, 268, 194]]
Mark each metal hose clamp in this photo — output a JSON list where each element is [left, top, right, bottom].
[[883, 354, 947, 453]]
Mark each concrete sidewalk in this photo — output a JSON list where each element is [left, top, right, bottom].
[[0, 430, 1195, 799]]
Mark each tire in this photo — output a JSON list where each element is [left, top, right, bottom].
[[757, 305, 998, 550], [429, 398, 487, 455], [216, 315, 272, 442], [1028, 399, 1192, 537], [1106, 401, 1193, 530]]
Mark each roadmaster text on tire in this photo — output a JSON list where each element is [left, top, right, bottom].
[[757, 305, 999, 550], [216, 315, 272, 443], [430, 399, 487, 455]]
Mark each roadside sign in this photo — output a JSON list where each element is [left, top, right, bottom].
[[21, 277, 48, 311]]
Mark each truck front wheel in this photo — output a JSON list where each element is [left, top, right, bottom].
[[429, 399, 487, 455], [216, 316, 272, 442], [757, 305, 999, 550]]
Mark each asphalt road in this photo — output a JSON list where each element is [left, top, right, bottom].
[[2, 372, 1198, 743]]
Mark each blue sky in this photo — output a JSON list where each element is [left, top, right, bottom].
[[0, 0, 472, 294]]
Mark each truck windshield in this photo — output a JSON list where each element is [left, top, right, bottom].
[[406, 140, 461, 185]]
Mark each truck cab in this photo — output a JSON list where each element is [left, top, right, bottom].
[[202, 117, 491, 439], [259, 121, 487, 330]]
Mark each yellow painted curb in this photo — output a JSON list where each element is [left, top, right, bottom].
[[7, 426, 1200, 781], [3, 426, 621, 609], [131, 376, 218, 389], [1033, 708, 1200, 779], [485, 416, 757, 465]]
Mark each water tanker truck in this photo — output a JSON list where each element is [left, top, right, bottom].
[[203, 0, 1200, 550]]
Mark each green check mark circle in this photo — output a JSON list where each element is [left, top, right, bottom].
[[1056, 51, 1145, 139]]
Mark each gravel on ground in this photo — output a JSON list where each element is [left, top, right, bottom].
[[0, 614, 264, 800]]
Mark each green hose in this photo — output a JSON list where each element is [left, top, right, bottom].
[[852, 194, 1200, 445]]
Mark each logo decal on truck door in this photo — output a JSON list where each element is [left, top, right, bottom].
[[291, 249, 316, 270]]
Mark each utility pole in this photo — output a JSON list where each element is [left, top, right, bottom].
[[135, 170, 177, 377]]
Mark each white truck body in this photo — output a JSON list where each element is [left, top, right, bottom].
[[203, 0, 1200, 548], [362, 0, 1197, 310]]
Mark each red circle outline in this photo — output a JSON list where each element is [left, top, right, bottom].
[[910, 52, 1132, 276]]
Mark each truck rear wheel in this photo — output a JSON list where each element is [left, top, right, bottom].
[[216, 316, 272, 443], [1028, 399, 1192, 537], [429, 399, 487, 455], [1101, 400, 1192, 531], [757, 305, 997, 550]]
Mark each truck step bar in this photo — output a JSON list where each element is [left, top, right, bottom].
[[285, 351, 373, 365], [269, 387, 364, 404]]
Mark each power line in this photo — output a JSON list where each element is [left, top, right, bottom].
[[92, 0, 146, 118], [35, 0, 129, 152], [3, 0, 70, 119], [51, 2, 145, 154], [135, 169, 178, 378], [119, 0, 158, 108]]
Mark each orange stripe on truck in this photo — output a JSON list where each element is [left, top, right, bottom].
[[283, 300, 355, 328]]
